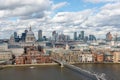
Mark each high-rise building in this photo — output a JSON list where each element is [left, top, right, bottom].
[[78, 34, 81, 40], [14, 32, 21, 42], [52, 31, 57, 42], [38, 30, 42, 41], [84, 36, 88, 42], [106, 32, 112, 41], [89, 35, 96, 41], [21, 30, 28, 42], [81, 31, 84, 40], [43, 36, 47, 41], [74, 32, 77, 40], [14, 32, 17, 38], [21, 33, 26, 42]]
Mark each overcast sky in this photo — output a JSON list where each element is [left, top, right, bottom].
[[0, 0, 120, 39]]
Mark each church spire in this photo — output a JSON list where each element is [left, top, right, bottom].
[[29, 25, 32, 31]]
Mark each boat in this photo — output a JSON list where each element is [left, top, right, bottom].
[[29, 66, 35, 69]]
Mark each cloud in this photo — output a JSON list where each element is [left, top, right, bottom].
[[52, 2, 68, 10], [84, 0, 120, 3], [51, 9, 92, 24], [0, 0, 52, 19], [0, 0, 120, 39]]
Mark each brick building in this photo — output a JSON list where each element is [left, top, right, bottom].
[[15, 45, 52, 64]]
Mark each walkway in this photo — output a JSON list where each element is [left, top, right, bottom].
[[52, 58, 106, 80]]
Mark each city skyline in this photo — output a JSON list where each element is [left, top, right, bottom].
[[0, 0, 120, 39]]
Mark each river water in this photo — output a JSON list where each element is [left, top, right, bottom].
[[0, 64, 120, 80], [75, 63, 120, 80]]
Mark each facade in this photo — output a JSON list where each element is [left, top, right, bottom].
[[0, 51, 12, 60], [104, 52, 113, 62], [81, 54, 93, 62], [9, 48, 24, 57], [15, 45, 52, 64], [0, 43, 12, 60], [0, 43, 8, 50], [95, 54, 104, 62], [113, 51, 120, 63]]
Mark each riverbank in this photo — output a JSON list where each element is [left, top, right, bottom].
[[1, 62, 120, 69], [69, 62, 120, 64], [0, 63, 58, 68]]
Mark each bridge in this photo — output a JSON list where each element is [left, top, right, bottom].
[[52, 58, 106, 80]]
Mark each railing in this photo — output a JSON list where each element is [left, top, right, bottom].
[[52, 58, 107, 80]]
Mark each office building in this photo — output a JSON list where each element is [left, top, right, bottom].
[[74, 32, 77, 40], [38, 30, 42, 41], [81, 31, 84, 40], [106, 32, 112, 41], [89, 35, 96, 41]]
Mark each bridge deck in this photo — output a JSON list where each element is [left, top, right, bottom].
[[52, 58, 106, 80]]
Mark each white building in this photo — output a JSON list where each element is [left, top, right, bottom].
[[0, 51, 12, 60], [25, 27, 36, 43]]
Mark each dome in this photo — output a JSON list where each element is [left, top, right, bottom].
[[26, 27, 34, 36], [27, 31, 34, 35], [25, 27, 36, 43]]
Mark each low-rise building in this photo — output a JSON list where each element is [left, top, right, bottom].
[[113, 51, 120, 63], [15, 45, 52, 64], [0, 51, 12, 60]]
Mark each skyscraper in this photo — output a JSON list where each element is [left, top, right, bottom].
[[106, 32, 112, 41], [52, 31, 57, 42], [74, 32, 77, 40], [38, 30, 42, 41], [14, 32, 17, 38], [89, 35, 96, 41], [81, 31, 84, 40]]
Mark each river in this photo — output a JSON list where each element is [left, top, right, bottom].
[[75, 63, 120, 80], [0, 64, 120, 80]]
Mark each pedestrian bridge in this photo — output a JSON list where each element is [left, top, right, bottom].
[[52, 58, 106, 80]]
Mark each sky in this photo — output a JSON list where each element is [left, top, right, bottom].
[[0, 0, 120, 39]]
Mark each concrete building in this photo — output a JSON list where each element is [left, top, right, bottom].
[[113, 51, 120, 63], [0, 43, 12, 61], [9, 48, 24, 57], [0, 51, 12, 60], [104, 52, 113, 62], [0, 43, 8, 50], [96, 54, 104, 63]]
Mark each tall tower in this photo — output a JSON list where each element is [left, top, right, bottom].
[[106, 32, 112, 41], [74, 32, 77, 40], [14, 32, 17, 38], [38, 30, 42, 41], [52, 31, 57, 42], [81, 31, 84, 40]]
